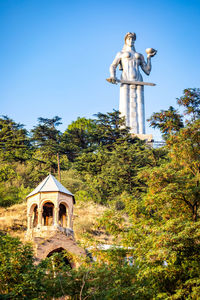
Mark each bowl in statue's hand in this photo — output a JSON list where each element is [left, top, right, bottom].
[[145, 48, 157, 56]]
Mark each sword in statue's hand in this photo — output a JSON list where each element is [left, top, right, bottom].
[[106, 78, 156, 86]]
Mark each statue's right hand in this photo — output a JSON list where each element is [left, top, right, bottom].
[[106, 77, 117, 84]]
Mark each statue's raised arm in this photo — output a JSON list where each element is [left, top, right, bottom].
[[140, 48, 157, 75]]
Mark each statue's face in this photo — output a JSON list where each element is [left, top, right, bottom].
[[125, 35, 135, 47]]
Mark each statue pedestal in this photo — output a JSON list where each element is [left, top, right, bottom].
[[132, 133, 153, 142]]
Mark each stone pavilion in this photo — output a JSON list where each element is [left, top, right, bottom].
[[25, 174, 85, 266]]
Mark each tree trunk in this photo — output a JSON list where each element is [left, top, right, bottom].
[[57, 152, 61, 182]]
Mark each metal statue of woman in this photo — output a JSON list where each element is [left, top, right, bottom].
[[107, 32, 157, 134]]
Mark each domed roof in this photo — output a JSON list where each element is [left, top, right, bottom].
[[26, 174, 74, 202]]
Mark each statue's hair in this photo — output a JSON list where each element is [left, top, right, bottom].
[[124, 32, 136, 42]]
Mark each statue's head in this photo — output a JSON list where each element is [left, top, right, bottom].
[[124, 32, 136, 47]]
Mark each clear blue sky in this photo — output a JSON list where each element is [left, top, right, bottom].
[[1, 0, 200, 140]]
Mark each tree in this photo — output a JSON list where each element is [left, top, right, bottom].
[[43, 251, 150, 300], [129, 123, 200, 296], [177, 88, 200, 121], [0, 117, 33, 206], [166, 119, 200, 221], [0, 233, 50, 299], [75, 139, 167, 204], [97, 90, 200, 298], [62, 111, 132, 161], [0, 234, 151, 299], [93, 110, 132, 149], [62, 117, 97, 161], [148, 89, 200, 141], [147, 106, 184, 140], [100, 120, 200, 298], [0, 116, 31, 162], [31, 116, 63, 173]]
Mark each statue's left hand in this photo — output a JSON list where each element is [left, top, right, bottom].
[[146, 48, 157, 58]]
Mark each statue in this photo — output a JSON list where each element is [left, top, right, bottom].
[[107, 32, 157, 134]]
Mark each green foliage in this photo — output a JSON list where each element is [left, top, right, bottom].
[[147, 106, 184, 140], [1, 91, 200, 299], [60, 169, 87, 194], [95, 91, 200, 298], [31, 116, 63, 172], [0, 162, 32, 207], [74, 190, 93, 202], [177, 88, 200, 121], [43, 253, 149, 300], [0, 235, 151, 299], [75, 140, 166, 204], [0, 110, 167, 207], [62, 111, 132, 162], [0, 233, 48, 299], [0, 110, 146, 206], [63, 262, 142, 300], [93, 110, 132, 148], [62, 117, 97, 161], [0, 116, 31, 162], [98, 118, 200, 298], [0, 183, 30, 207], [148, 89, 200, 140]]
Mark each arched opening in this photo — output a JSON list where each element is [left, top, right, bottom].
[[47, 247, 72, 268], [33, 205, 38, 228], [59, 203, 68, 227], [42, 202, 54, 226]]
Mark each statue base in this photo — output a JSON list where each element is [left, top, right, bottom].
[[132, 133, 153, 142]]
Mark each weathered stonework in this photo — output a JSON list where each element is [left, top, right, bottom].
[[33, 231, 85, 266]]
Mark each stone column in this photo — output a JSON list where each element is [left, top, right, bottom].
[[54, 207, 59, 227], [129, 85, 138, 133], [38, 209, 42, 227], [137, 85, 145, 134]]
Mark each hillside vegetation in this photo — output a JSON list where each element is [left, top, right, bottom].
[[0, 89, 200, 299]]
